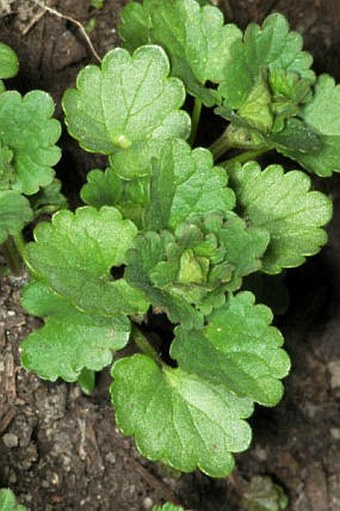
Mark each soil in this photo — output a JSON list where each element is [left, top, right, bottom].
[[0, 1, 340, 510]]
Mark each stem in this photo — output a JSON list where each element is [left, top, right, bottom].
[[209, 127, 231, 160], [189, 97, 202, 146], [2, 234, 25, 276], [131, 324, 163, 366], [219, 147, 271, 168]]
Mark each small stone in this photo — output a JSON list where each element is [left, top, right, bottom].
[[105, 452, 116, 464], [143, 497, 154, 510], [2, 433, 19, 448], [330, 428, 340, 440], [328, 360, 340, 388]]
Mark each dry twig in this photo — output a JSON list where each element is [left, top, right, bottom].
[[30, 0, 101, 62]]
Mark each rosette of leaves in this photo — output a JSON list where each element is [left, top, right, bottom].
[[0, 42, 65, 270], [20, 3, 333, 480]]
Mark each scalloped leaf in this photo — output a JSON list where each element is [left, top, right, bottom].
[[0, 489, 26, 511], [217, 14, 315, 134], [0, 190, 33, 244], [274, 75, 340, 176], [219, 13, 314, 109], [173, 292, 290, 406], [63, 45, 190, 179], [25, 206, 149, 315], [0, 42, 19, 79], [0, 91, 61, 194], [111, 354, 254, 477], [227, 162, 332, 273], [119, 0, 242, 105], [21, 281, 130, 382], [111, 291, 289, 477]]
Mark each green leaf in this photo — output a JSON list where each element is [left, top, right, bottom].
[[81, 167, 149, 227], [29, 178, 68, 216], [0, 42, 19, 79], [0, 90, 61, 194], [173, 292, 290, 406], [25, 206, 149, 315], [218, 14, 315, 135], [145, 139, 236, 230], [153, 505, 186, 511], [227, 162, 332, 273], [0, 190, 33, 244], [77, 368, 96, 395], [111, 354, 254, 477], [219, 14, 314, 108], [125, 231, 204, 329], [0, 141, 14, 189], [0, 489, 26, 511], [21, 281, 130, 382], [111, 291, 289, 477], [275, 75, 340, 176], [119, 0, 242, 106], [63, 45, 190, 179]]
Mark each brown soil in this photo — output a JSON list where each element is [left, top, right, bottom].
[[0, 1, 340, 510]]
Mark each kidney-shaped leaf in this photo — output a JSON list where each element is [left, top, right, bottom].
[[111, 354, 254, 477], [227, 162, 332, 273], [21, 282, 130, 382], [0, 91, 61, 194], [111, 292, 289, 477], [63, 45, 190, 178], [25, 206, 149, 315]]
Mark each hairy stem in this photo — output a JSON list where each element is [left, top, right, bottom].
[[219, 147, 271, 167], [2, 233, 25, 276], [189, 97, 203, 146], [209, 127, 232, 160], [131, 324, 163, 366]]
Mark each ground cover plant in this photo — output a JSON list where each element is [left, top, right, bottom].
[[0, 41, 66, 276], [1, 0, 338, 492]]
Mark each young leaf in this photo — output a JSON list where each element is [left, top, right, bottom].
[[274, 75, 340, 176], [125, 231, 205, 329], [21, 281, 130, 382], [111, 353, 254, 477], [63, 45, 190, 179], [0, 42, 19, 79], [0, 91, 61, 194], [0, 190, 33, 244], [218, 14, 315, 134], [227, 162, 332, 273], [0, 489, 26, 511], [219, 14, 314, 106], [119, 0, 242, 105], [25, 206, 149, 315]]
